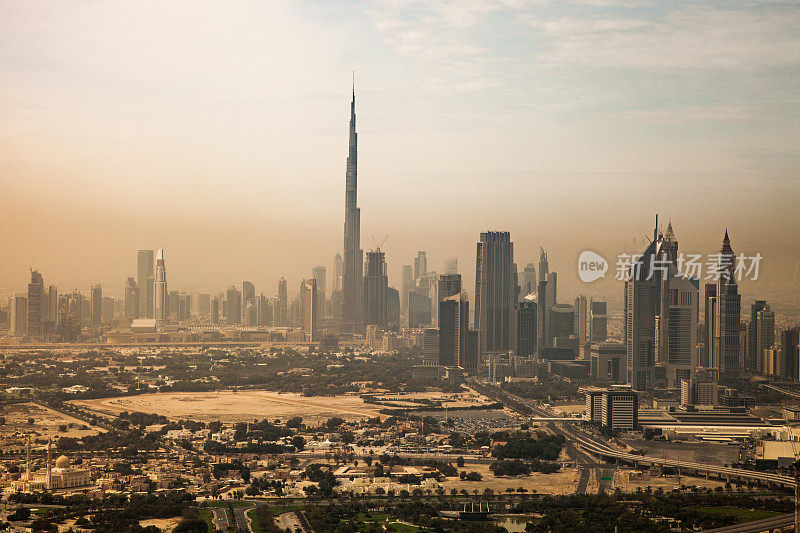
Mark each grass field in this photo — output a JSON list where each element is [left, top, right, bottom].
[[197, 508, 214, 532]]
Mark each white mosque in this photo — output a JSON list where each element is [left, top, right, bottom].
[[12, 438, 91, 492]]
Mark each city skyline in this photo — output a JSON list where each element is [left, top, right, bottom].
[[1, 1, 799, 307]]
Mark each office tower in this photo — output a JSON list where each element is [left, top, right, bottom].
[[589, 298, 608, 342], [276, 278, 288, 326], [332, 253, 343, 292], [154, 249, 168, 330], [550, 304, 575, 343], [45, 285, 57, 333], [102, 297, 115, 323], [300, 279, 318, 341], [439, 292, 469, 367], [137, 250, 155, 318], [210, 297, 219, 324], [242, 281, 255, 324], [590, 342, 626, 382], [703, 283, 717, 368], [363, 250, 388, 328], [10, 295, 27, 336], [747, 300, 768, 372], [780, 327, 800, 380], [225, 286, 241, 325], [475, 231, 518, 353], [422, 328, 439, 365], [540, 271, 558, 349], [755, 304, 775, 375], [386, 287, 400, 328], [463, 329, 480, 371], [256, 294, 271, 326], [168, 291, 180, 319], [124, 277, 138, 318], [517, 299, 537, 356], [656, 264, 698, 387], [522, 263, 536, 297], [444, 257, 458, 275], [624, 223, 663, 390], [408, 289, 432, 328], [575, 295, 588, 356], [198, 294, 211, 317], [190, 292, 200, 317], [536, 249, 549, 354], [26, 270, 44, 336], [312, 266, 327, 317], [342, 85, 364, 333], [414, 251, 428, 281], [178, 295, 191, 322], [90, 284, 102, 330], [401, 264, 413, 320], [713, 231, 741, 378], [438, 274, 461, 302]]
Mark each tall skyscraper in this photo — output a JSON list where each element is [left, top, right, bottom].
[[137, 250, 155, 318], [522, 263, 536, 297], [589, 297, 608, 342], [225, 286, 241, 326], [517, 298, 537, 356], [210, 297, 219, 324], [241, 281, 255, 324], [312, 266, 327, 317], [301, 279, 318, 341], [401, 264, 413, 321], [45, 285, 58, 333], [439, 292, 469, 368], [747, 300, 768, 372], [124, 277, 138, 318], [154, 249, 167, 330], [414, 251, 427, 280], [537, 248, 549, 353], [780, 327, 800, 381], [438, 274, 461, 302], [10, 294, 27, 336], [90, 284, 102, 330], [26, 270, 44, 337], [444, 257, 458, 275], [702, 283, 717, 368], [755, 304, 775, 375], [342, 85, 363, 333], [277, 277, 288, 326], [475, 231, 518, 353], [713, 231, 741, 378], [363, 251, 388, 328], [575, 295, 588, 356], [332, 253, 343, 292]]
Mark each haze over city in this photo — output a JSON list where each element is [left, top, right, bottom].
[[2, 0, 799, 307]]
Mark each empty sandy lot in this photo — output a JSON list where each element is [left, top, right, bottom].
[[0, 402, 102, 439], [71, 390, 385, 424]]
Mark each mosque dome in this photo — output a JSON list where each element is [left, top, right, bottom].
[[55, 455, 70, 469]]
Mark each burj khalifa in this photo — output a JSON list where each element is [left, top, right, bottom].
[[342, 84, 363, 332]]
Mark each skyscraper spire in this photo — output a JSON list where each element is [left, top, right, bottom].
[[342, 82, 363, 332]]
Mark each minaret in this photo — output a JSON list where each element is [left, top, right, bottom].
[[46, 438, 52, 490], [154, 249, 168, 331], [342, 80, 363, 332]]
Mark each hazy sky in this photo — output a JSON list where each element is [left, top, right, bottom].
[[1, 1, 799, 310]]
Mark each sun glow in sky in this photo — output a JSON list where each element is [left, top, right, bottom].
[[1, 0, 798, 303]]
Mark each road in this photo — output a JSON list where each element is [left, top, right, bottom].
[[701, 513, 794, 532], [276, 511, 305, 532], [211, 507, 229, 531], [233, 503, 256, 532]]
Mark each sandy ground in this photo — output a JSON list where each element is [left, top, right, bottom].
[[377, 390, 494, 409], [71, 390, 386, 424], [550, 404, 586, 416], [139, 516, 182, 530], [443, 463, 582, 495], [0, 402, 102, 439]]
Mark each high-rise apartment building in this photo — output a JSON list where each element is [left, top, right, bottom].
[[154, 249, 167, 331], [781, 327, 800, 381], [137, 250, 155, 318], [90, 284, 102, 330], [27, 270, 44, 337], [444, 257, 458, 275], [277, 278, 288, 326], [225, 286, 241, 326], [517, 299, 537, 356], [537, 248, 549, 353], [342, 86, 364, 333], [474, 231, 518, 353], [575, 295, 588, 356], [312, 266, 327, 317], [363, 251, 388, 328], [401, 264, 413, 321]]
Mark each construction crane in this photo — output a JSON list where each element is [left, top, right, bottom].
[[371, 233, 389, 253]]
